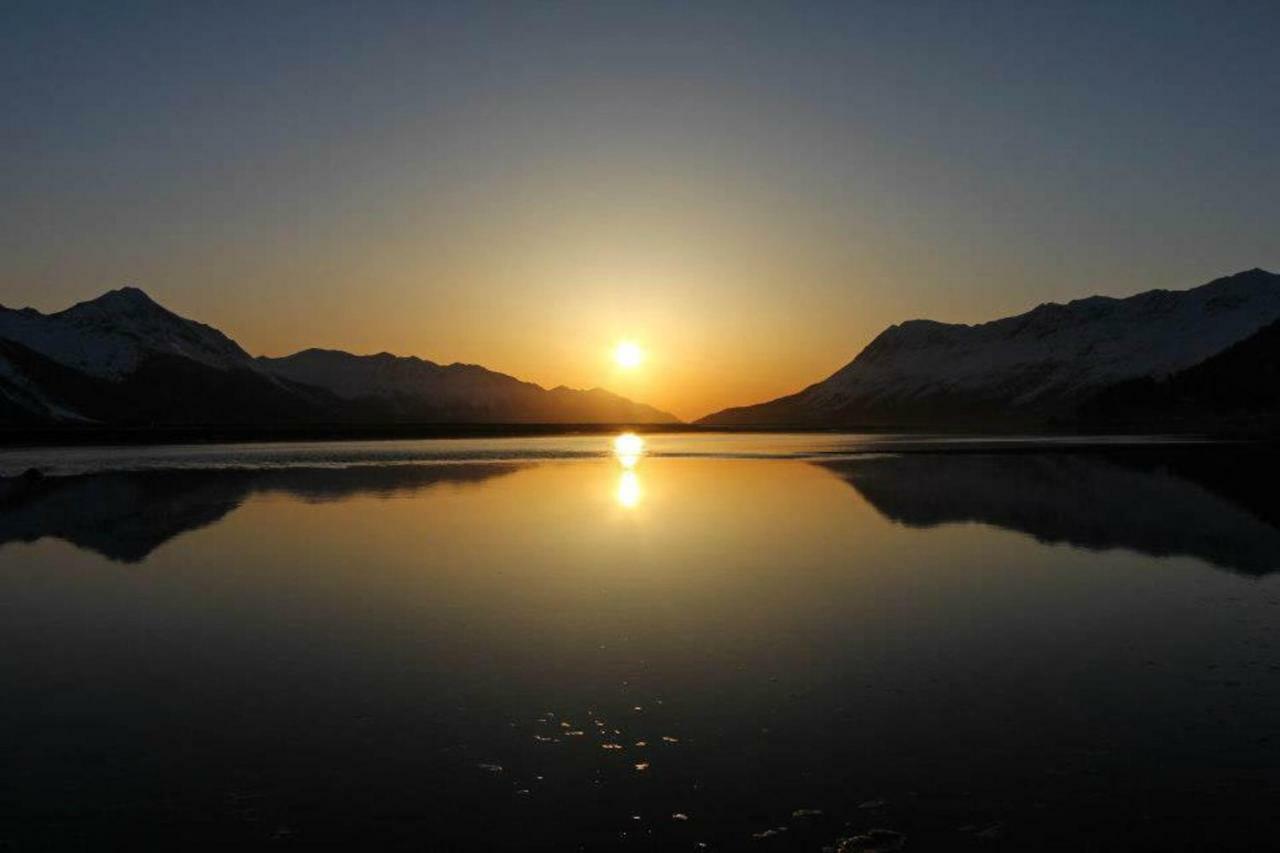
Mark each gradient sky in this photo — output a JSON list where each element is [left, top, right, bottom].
[[4, 1, 1279, 419]]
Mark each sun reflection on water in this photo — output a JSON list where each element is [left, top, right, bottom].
[[612, 433, 646, 508], [616, 470, 642, 508], [613, 432, 644, 469]]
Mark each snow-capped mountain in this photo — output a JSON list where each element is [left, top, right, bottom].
[[259, 349, 679, 424], [0, 287, 678, 426], [0, 286, 255, 378], [1078, 314, 1280, 430], [699, 268, 1280, 428], [0, 288, 330, 424]]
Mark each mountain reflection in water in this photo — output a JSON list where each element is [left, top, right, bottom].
[[4, 447, 1277, 573], [818, 449, 1280, 575], [0, 463, 524, 563], [1, 440, 1279, 850]]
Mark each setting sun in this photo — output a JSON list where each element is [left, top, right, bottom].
[[613, 340, 645, 369]]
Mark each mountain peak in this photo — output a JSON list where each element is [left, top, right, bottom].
[[1, 285, 254, 380], [106, 284, 162, 306], [111, 285, 155, 302], [64, 286, 167, 320]]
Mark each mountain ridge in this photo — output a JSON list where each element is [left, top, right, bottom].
[[698, 268, 1280, 429], [0, 289, 679, 426], [258, 347, 677, 424]]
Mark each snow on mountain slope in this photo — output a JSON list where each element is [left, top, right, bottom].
[[259, 349, 681, 423], [0, 287, 255, 379], [0, 351, 57, 421], [700, 268, 1280, 426], [0, 288, 678, 426], [0, 344, 92, 422], [817, 268, 1280, 406]]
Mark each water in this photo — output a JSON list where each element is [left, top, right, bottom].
[[0, 431, 1202, 477], [1, 434, 1278, 850]]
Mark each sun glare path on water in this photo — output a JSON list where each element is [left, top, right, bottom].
[[616, 470, 642, 508], [613, 431, 645, 463], [612, 432, 646, 507]]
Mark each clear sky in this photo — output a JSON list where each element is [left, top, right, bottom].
[[3, 1, 1278, 420]]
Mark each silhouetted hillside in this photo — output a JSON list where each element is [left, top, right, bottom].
[[1078, 317, 1280, 432], [0, 288, 678, 427], [700, 269, 1280, 432]]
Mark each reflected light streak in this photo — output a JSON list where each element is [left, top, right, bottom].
[[612, 432, 646, 508], [613, 432, 645, 459], [616, 470, 642, 508]]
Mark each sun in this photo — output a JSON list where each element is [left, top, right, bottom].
[[613, 340, 645, 369]]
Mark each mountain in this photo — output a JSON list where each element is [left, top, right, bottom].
[[258, 349, 678, 424], [0, 336, 338, 425], [1078, 315, 1280, 432], [0, 288, 678, 426], [0, 289, 332, 424], [698, 268, 1280, 428], [0, 286, 254, 378]]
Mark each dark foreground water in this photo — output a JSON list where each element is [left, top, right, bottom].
[[1, 435, 1278, 851]]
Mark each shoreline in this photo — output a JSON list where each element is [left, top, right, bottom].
[[1, 433, 1272, 485], [0, 421, 1271, 450]]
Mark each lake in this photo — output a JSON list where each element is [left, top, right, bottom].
[[1, 434, 1278, 850]]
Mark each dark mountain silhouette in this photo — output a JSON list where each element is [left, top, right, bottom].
[[0, 463, 524, 562], [1077, 316, 1280, 432], [259, 348, 677, 424], [699, 269, 1280, 430], [0, 338, 336, 425], [0, 288, 679, 426], [819, 449, 1280, 575]]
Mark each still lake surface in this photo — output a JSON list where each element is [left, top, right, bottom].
[[1, 434, 1278, 850]]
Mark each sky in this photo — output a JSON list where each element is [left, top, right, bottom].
[[3, 1, 1279, 420]]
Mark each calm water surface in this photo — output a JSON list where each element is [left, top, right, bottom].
[[1, 434, 1278, 850]]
